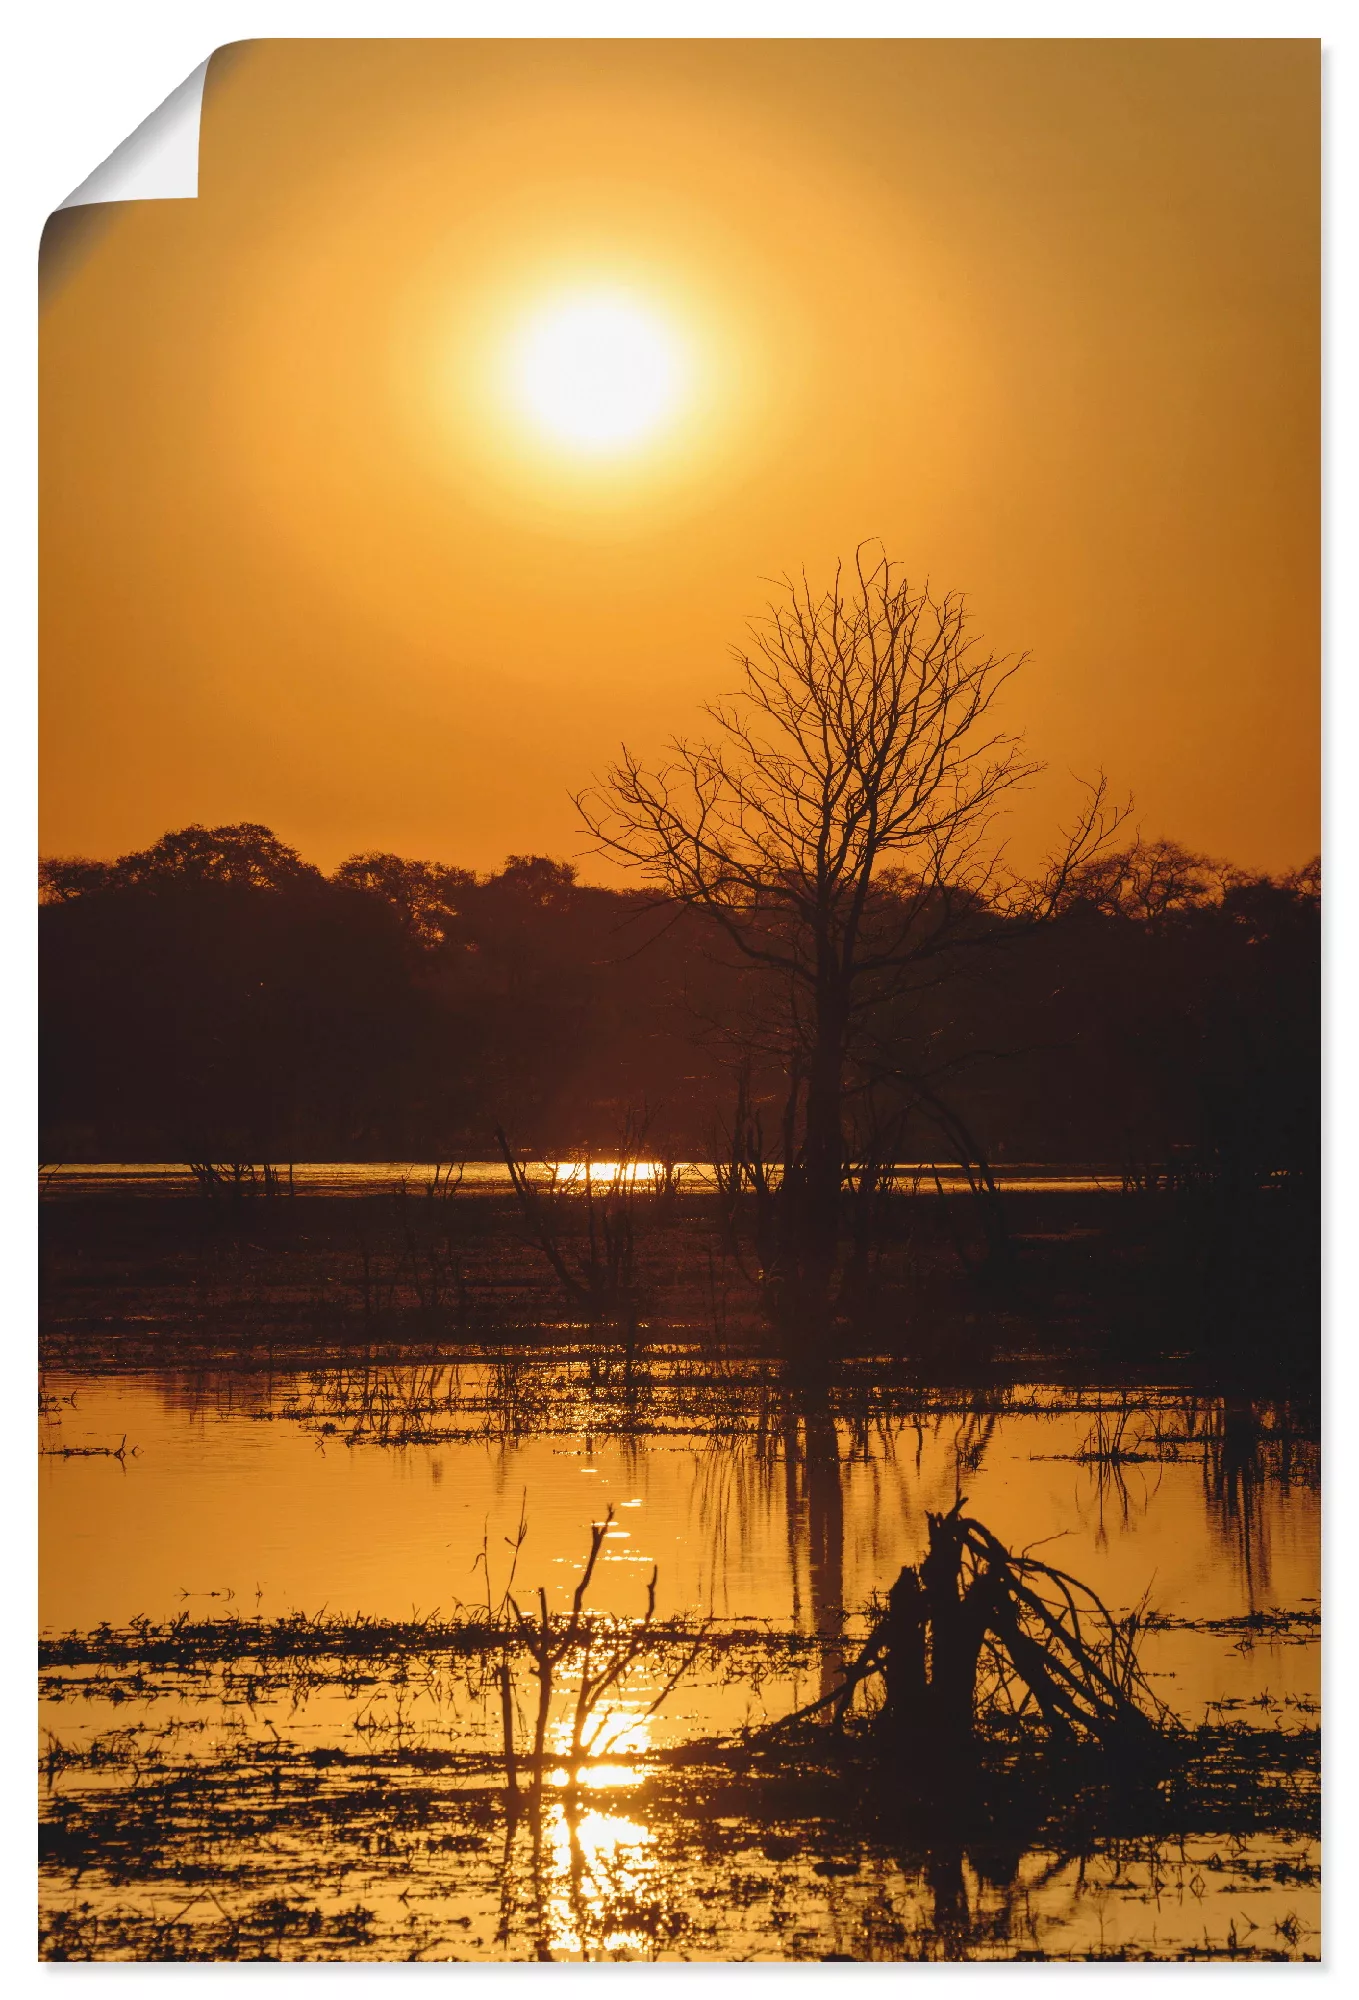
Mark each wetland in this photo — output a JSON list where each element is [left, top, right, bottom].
[[39, 1170, 1320, 1963]]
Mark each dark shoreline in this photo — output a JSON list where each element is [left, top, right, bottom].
[[40, 1179, 1319, 1386]]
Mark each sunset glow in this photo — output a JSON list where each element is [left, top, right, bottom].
[[39, 41, 1319, 874], [36, 37, 1322, 1967], [506, 294, 688, 454]]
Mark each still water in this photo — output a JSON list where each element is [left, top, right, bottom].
[[42, 1364, 1319, 1718], [42, 1160, 1124, 1198], [40, 1360, 1319, 1961]]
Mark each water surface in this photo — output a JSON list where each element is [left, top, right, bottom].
[[40, 1357, 1319, 1961]]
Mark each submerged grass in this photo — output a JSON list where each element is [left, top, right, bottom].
[[40, 1524, 1320, 1962], [39, 1674, 1319, 1962]]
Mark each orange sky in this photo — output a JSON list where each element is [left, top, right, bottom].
[[40, 38, 1319, 878]]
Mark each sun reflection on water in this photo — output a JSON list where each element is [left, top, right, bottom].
[[542, 1800, 656, 1958], [547, 1696, 654, 1774], [546, 1160, 670, 1187]]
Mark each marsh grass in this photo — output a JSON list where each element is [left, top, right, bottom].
[[39, 1482, 1320, 1965], [39, 1672, 1319, 1961], [37, 1170, 1320, 1960]]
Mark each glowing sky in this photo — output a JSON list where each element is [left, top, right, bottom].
[[40, 39, 1319, 875], [504, 293, 691, 454]]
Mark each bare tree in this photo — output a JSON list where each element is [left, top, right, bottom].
[[577, 545, 1127, 1287]]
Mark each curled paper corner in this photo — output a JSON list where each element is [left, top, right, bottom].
[[58, 56, 211, 210], [41, 46, 253, 307]]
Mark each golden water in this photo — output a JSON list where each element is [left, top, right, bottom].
[[40, 1364, 1319, 1961]]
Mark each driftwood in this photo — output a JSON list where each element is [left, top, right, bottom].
[[763, 1499, 1166, 1776]]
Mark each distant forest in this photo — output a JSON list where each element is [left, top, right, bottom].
[[40, 821, 1319, 1174]]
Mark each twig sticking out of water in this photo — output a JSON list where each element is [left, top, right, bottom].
[[495, 1126, 643, 1324], [473, 1493, 531, 1812], [505, 1506, 708, 1807], [510, 1509, 614, 1802], [40, 1434, 138, 1461]]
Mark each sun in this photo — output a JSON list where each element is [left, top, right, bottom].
[[505, 293, 688, 455]]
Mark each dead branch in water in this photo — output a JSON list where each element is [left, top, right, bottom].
[[760, 1498, 1168, 1774], [505, 1505, 706, 1805], [495, 1125, 645, 1324]]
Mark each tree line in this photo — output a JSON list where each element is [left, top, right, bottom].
[[40, 550, 1318, 1213], [40, 815, 1318, 1183]]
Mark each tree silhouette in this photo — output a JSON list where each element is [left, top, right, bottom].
[[331, 852, 474, 946], [578, 546, 1127, 1284], [39, 816, 1314, 1198], [40, 822, 320, 900]]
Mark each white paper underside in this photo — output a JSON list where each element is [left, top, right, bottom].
[[57, 56, 210, 209]]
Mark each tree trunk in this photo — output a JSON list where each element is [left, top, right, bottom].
[[801, 995, 847, 1285], [880, 1564, 928, 1752], [877, 1510, 998, 1792], [920, 1509, 991, 1760]]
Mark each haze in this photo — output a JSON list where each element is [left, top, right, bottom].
[[39, 38, 1319, 877]]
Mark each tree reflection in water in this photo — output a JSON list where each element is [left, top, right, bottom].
[[783, 1406, 847, 1697]]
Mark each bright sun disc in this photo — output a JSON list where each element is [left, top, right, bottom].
[[507, 295, 686, 454]]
